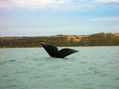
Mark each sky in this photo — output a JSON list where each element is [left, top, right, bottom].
[[0, 0, 119, 36]]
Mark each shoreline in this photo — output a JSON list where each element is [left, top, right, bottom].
[[0, 45, 119, 48]]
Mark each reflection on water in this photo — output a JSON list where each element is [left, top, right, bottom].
[[0, 47, 119, 89]]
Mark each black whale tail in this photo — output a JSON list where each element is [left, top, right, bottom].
[[40, 42, 59, 57], [40, 42, 78, 58]]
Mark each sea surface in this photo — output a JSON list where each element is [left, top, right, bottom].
[[0, 47, 119, 89]]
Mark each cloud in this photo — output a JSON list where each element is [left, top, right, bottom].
[[0, 0, 72, 9], [90, 17, 119, 21], [0, 0, 92, 11], [95, 0, 119, 3], [0, 0, 119, 10]]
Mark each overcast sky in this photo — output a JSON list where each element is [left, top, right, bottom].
[[0, 0, 119, 36]]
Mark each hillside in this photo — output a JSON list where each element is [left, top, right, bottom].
[[0, 33, 119, 48]]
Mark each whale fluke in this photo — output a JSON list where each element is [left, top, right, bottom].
[[40, 42, 78, 58]]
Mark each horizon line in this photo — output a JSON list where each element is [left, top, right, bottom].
[[0, 32, 119, 37]]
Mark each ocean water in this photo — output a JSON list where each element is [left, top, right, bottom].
[[0, 47, 119, 89]]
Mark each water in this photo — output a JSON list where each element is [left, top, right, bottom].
[[0, 47, 119, 89]]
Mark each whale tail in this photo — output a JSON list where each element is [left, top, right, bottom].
[[40, 42, 78, 58], [58, 48, 78, 58]]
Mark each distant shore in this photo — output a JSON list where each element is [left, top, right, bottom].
[[0, 32, 119, 48]]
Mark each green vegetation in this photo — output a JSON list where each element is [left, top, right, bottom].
[[0, 33, 119, 48]]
